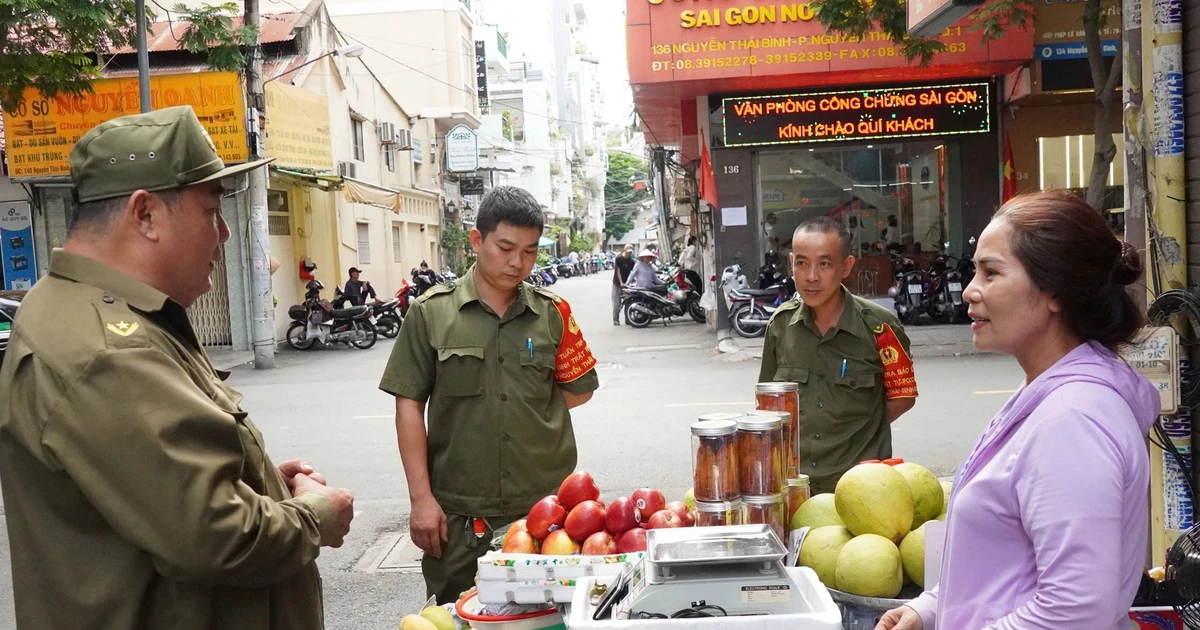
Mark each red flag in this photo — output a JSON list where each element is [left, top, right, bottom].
[[1002, 135, 1016, 203], [699, 138, 719, 208]]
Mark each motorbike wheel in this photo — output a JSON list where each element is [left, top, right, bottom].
[[687, 296, 706, 323], [730, 303, 768, 338], [376, 315, 401, 339], [351, 321, 377, 349], [947, 302, 963, 325], [624, 301, 653, 329], [286, 322, 315, 350]]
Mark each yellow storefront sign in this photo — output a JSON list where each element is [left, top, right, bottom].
[[264, 82, 334, 171], [3, 72, 247, 179]]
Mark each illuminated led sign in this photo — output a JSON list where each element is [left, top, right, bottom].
[[722, 82, 992, 147]]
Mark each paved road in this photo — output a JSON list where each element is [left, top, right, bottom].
[[0, 273, 1023, 629]]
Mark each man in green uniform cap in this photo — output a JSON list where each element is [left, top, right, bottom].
[[759, 217, 918, 494], [0, 106, 355, 629], [381, 186, 600, 604]]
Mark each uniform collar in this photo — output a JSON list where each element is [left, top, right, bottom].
[[49, 249, 170, 312], [454, 267, 542, 317], [790, 285, 872, 342]]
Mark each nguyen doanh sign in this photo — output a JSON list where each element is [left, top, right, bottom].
[[3, 72, 247, 178], [722, 82, 992, 147]]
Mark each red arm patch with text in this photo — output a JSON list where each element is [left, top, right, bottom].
[[552, 298, 597, 384]]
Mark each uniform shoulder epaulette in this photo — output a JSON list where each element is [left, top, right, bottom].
[[532, 285, 565, 305], [415, 282, 456, 304], [92, 294, 152, 349], [775, 295, 802, 313]]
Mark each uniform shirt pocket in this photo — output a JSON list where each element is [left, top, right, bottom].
[[437, 346, 486, 397], [230, 411, 267, 492], [519, 352, 556, 400], [773, 366, 810, 388], [834, 364, 881, 417]]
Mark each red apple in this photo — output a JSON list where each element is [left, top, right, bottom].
[[541, 529, 581, 555], [595, 499, 607, 511], [503, 519, 528, 544], [526, 496, 567, 540], [581, 531, 618, 556], [501, 530, 539, 554], [632, 488, 667, 524], [647, 509, 682, 530], [666, 501, 696, 527], [616, 527, 648, 553], [557, 471, 601, 510], [564, 500, 607, 542], [605, 497, 638, 537]]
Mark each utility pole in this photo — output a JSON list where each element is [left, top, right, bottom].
[[244, 0, 276, 368], [136, 0, 151, 112]]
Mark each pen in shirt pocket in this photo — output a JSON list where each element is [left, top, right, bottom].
[[840, 359, 848, 378], [528, 338, 534, 358]]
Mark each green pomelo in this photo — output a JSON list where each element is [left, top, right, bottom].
[[893, 463, 944, 529], [899, 525, 927, 588], [835, 534, 904, 598], [798, 526, 854, 588], [791, 493, 844, 530], [835, 464, 914, 542]]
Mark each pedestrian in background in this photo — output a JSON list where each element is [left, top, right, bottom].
[[878, 191, 1156, 630], [628, 249, 661, 289], [612, 245, 635, 325], [759, 217, 917, 494], [0, 107, 354, 629], [381, 186, 600, 604], [680, 236, 703, 295], [343, 266, 377, 306]]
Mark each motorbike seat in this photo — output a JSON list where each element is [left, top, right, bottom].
[[642, 284, 669, 295], [331, 305, 370, 319], [377, 298, 399, 310], [736, 287, 783, 297]]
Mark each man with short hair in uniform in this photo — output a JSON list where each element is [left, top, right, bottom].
[[0, 107, 355, 629], [380, 186, 600, 604], [759, 217, 918, 494]]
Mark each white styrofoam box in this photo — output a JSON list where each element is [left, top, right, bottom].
[[568, 567, 842, 630], [478, 552, 645, 582], [476, 578, 580, 605]]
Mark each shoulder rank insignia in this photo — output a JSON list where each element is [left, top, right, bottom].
[[106, 321, 140, 337]]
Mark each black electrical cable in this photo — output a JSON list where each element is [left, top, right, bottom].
[[1147, 290, 1200, 407], [633, 604, 729, 619]]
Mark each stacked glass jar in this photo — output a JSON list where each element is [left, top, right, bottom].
[[690, 414, 742, 527], [736, 413, 787, 540], [755, 382, 811, 535]]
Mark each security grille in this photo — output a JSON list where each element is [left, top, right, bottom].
[[186, 254, 233, 347]]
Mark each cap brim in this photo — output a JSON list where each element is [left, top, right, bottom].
[[193, 156, 276, 185]]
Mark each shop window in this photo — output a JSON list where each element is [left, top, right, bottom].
[[392, 225, 403, 262], [352, 118, 365, 162], [357, 222, 371, 264], [267, 190, 291, 236], [385, 147, 396, 172], [1037, 133, 1124, 209]]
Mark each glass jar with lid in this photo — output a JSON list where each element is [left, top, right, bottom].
[[755, 383, 800, 477], [741, 493, 787, 541], [695, 499, 742, 527], [786, 476, 811, 532], [737, 414, 785, 496], [691, 414, 741, 502]]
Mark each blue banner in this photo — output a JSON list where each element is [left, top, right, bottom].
[[1036, 40, 1119, 60], [0, 201, 37, 291]]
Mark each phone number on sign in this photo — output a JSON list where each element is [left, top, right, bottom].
[[654, 56, 759, 70]]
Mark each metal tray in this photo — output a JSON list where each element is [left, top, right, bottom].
[[646, 524, 787, 567]]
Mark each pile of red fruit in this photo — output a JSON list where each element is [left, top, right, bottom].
[[501, 471, 696, 556]]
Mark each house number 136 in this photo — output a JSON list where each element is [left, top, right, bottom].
[[724, 165, 739, 174]]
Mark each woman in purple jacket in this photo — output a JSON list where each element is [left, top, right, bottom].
[[878, 190, 1158, 630]]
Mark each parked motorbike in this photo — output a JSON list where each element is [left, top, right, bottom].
[[396, 279, 417, 318], [286, 280, 378, 350], [622, 268, 706, 328], [371, 297, 402, 338], [888, 251, 927, 326], [720, 265, 794, 338]]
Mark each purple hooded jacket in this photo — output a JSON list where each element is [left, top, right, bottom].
[[907, 341, 1158, 629]]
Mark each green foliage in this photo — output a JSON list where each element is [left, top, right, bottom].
[[173, 3, 258, 73], [810, 0, 1033, 65], [569, 234, 596, 253], [604, 152, 650, 242], [440, 221, 474, 275], [0, 0, 142, 113], [500, 109, 514, 140], [537, 251, 554, 266]]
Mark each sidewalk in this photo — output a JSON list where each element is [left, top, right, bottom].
[[718, 322, 982, 360], [207, 348, 254, 371]]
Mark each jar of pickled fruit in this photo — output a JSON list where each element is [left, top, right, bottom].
[[691, 415, 741, 502], [755, 383, 800, 478], [741, 493, 787, 541], [737, 415, 785, 496], [786, 476, 811, 532], [695, 499, 742, 527]]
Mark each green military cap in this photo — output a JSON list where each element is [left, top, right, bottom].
[[69, 106, 274, 203]]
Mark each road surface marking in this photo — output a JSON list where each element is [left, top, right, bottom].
[[664, 402, 753, 408], [973, 389, 1018, 395], [353, 415, 393, 420]]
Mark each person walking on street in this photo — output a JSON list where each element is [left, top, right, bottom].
[[680, 236, 703, 295], [0, 107, 355, 629], [612, 246, 635, 326], [877, 192, 1157, 630], [343, 266, 378, 306], [380, 186, 600, 604], [759, 217, 918, 494]]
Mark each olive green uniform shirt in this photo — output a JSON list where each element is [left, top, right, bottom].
[[758, 289, 914, 494], [380, 268, 600, 518], [0, 250, 336, 630]]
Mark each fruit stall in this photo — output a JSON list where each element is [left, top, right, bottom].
[[398, 383, 1186, 630]]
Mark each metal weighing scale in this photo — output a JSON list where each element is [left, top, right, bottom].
[[615, 525, 808, 619]]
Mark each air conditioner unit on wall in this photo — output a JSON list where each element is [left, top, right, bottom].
[[338, 161, 357, 179], [395, 128, 413, 150], [379, 122, 397, 144]]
